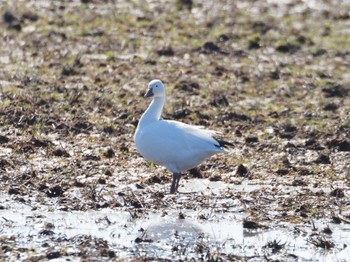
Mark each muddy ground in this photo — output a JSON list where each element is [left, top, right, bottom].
[[0, 0, 349, 261]]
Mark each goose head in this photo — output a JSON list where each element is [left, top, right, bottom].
[[145, 79, 165, 98]]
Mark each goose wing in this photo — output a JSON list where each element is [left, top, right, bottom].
[[135, 120, 225, 172]]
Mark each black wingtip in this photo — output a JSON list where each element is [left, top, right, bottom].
[[215, 139, 234, 149]]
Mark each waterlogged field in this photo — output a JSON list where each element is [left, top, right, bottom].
[[0, 0, 349, 261]]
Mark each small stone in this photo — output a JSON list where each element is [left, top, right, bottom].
[[61, 65, 78, 76], [314, 154, 330, 164], [322, 84, 348, 97], [330, 188, 344, 198], [157, 47, 174, 56], [276, 43, 300, 53], [46, 185, 63, 198], [276, 169, 289, 176], [209, 174, 221, 181], [236, 164, 248, 177], [98, 178, 106, 184], [0, 135, 9, 144], [332, 216, 341, 224], [218, 34, 229, 42], [8, 188, 21, 195], [323, 103, 338, 111], [189, 168, 202, 178], [178, 212, 185, 219], [245, 136, 258, 143], [104, 148, 115, 158], [243, 220, 259, 229], [3, 11, 17, 24], [52, 148, 70, 157], [322, 226, 332, 234], [202, 42, 221, 53], [46, 251, 61, 259]]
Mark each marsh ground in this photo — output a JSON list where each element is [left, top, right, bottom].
[[0, 0, 349, 261]]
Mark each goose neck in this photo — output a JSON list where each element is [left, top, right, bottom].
[[139, 96, 165, 127]]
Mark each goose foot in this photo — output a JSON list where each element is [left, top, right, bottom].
[[170, 173, 182, 194]]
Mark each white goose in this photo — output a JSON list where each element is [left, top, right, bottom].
[[134, 79, 232, 194]]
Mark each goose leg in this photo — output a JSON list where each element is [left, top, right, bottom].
[[170, 173, 182, 194]]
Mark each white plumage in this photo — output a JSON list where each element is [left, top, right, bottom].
[[134, 79, 231, 194]]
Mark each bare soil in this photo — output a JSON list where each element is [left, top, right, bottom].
[[0, 0, 349, 261]]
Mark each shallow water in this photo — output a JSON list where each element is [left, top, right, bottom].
[[1, 181, 350, 261]]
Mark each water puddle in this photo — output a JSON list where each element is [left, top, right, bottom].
[[1, 182, 350, 260], [142, 214, 350, 261]]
